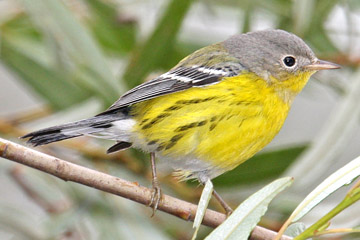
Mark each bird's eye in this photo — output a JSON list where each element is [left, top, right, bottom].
[[283, 56, 296, 67]]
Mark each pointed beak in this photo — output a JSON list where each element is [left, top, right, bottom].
[[305, 59, 341, 71]]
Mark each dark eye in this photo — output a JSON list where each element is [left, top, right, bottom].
[[283, 56, 296, 67]]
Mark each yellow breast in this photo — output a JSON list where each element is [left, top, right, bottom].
[[130, 71, 311, 176]]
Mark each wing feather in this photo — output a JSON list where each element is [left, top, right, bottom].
[[97, 66, 230, 115]]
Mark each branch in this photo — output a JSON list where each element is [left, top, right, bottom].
[[0, 138, 291, 240]]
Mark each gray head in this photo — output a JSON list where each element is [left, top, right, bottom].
[[223, 29, 338, 80]]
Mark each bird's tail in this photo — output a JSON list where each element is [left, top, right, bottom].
[[21, 113, 130, 147]]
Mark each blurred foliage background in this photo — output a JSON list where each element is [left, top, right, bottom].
[[0, 0, 359, 239]]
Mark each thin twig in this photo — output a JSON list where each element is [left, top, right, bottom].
[[0, 138, 291, 240], [314, 228, 360, 237]]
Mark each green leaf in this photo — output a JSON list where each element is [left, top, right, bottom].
[[123, 0, 193, 88], [213, 145, 306, 187], [0, 14, 41, 41], [294, 181, 360, 240], [303, 0, 339, 54], [292, 0, 315, 36], [348, 0, 360, 9], [86, 0, 136, 55], [18, 0, 122, 105], [205, 177, 293, 240], [290, 155, 360, 223], [0, 39, 90, 109]]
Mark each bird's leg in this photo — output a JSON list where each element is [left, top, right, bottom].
[[212, 189, 233, 217], [199, 178, 233, 216], [148, 152, 161, 216]]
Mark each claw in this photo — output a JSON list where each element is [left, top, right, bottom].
[[148, 183, 162, 216], [224, 206, 233, 217]]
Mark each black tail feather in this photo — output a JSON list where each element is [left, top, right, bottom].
[[22, 130, 81, 147], [21, 114, 125, 146]]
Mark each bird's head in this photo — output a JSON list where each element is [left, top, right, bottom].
[[223, 29, 340, 101]]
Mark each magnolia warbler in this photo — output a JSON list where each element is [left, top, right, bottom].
[[22, 29, 340, 215]]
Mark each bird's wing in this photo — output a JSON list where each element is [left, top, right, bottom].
[[98, 66, 234, 115]]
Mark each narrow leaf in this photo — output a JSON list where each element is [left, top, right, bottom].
[[123, 0, 193, 88], [284, 222, 306, 237], [205, 177, 293, 240], [86, 0, 136, 55], [18, 0, 122, 104], [275, 156, 360, 240], [294, 184, 360, 240], [291, 156, 360, 222], [0, 39, 90, 109], [192, 179, 213, 240]]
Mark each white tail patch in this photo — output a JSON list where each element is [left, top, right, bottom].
[[88, 119, 136, 141], [61, 119, 136, 142]]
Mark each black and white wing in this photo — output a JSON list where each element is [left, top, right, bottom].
[[98, 66, 233, 115]]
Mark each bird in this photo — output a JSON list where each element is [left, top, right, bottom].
[[22, 29, 340, 215]]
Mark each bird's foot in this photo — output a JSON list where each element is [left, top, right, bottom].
[[148, 181, 162, 217]]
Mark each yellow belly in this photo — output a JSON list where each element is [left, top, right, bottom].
[[130, 73, 291, 178]]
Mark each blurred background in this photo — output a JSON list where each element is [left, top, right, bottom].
[[0, 0, 359, 239]]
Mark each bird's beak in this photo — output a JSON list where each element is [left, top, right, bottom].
[[305, 59, 341, 71]]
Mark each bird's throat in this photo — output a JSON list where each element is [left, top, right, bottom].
[[271, 71, 315, 104]]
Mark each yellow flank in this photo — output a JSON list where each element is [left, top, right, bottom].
[[130, 71, 314, 174]]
